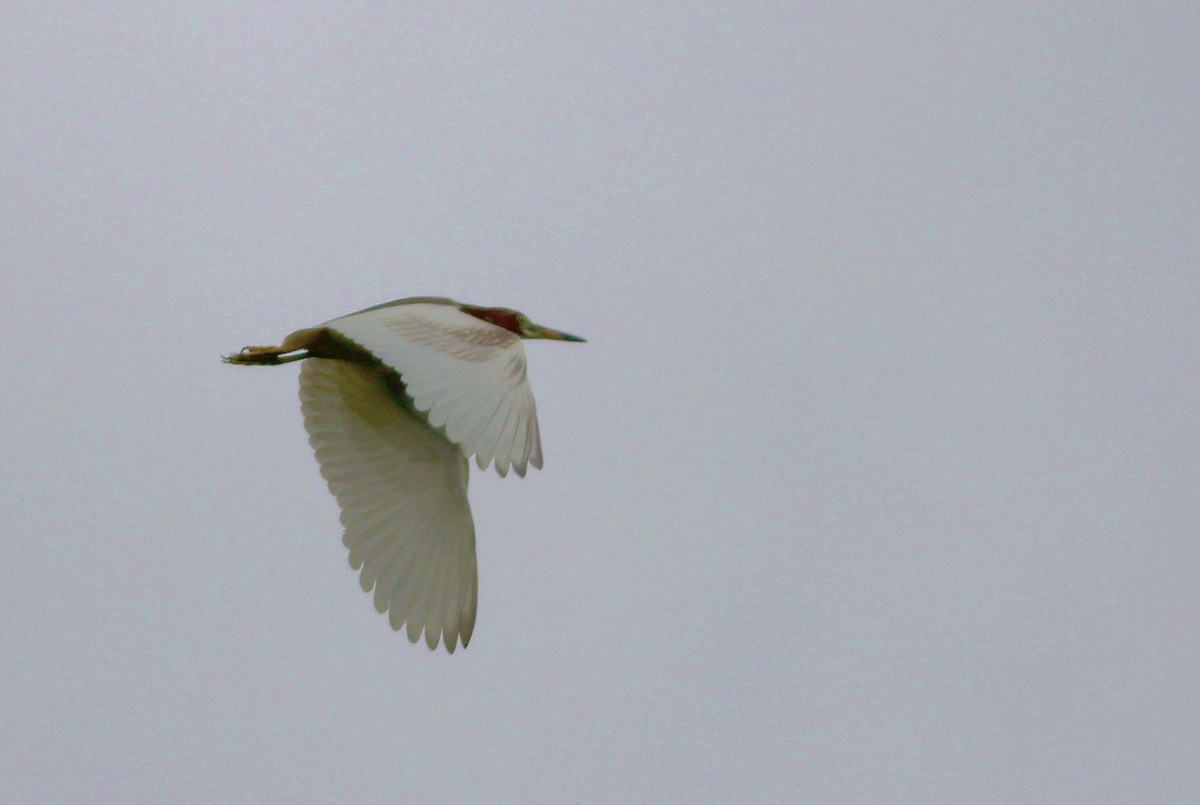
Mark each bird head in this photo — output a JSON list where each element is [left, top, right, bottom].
[[460, 305, 586, 342]]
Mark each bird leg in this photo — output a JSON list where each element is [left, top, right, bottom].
[[223, 345, 307, 365], [223, 328, 325, 365]]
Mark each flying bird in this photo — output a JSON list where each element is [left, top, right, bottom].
[[225, 297, 585, 652]]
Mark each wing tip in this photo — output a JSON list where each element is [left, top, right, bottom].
[[387, 609, 471, 654]]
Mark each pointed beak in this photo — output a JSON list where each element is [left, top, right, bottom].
[[524, 322, 587, 343]]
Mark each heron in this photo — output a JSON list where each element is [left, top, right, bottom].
[[225, 297, 585, 652]]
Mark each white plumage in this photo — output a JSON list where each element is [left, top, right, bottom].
[[324, 302, 543, 477]]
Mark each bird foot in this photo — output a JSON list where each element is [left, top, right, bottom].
[[224, 345, 294, 365]]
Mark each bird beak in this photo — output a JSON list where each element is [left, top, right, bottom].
[[524, 322, 587, 343]]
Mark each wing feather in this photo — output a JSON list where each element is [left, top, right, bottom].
[[494, 403, 523, 477], [299, 358, 477, 652], [474, 402, 513, 474], [509, 412, 529, 478], [324, 301, 542, 475]]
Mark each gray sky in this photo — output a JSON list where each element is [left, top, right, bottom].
[[3, 4, 1198, 803]]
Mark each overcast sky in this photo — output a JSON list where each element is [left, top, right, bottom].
[[3, 4, 1198, 803]]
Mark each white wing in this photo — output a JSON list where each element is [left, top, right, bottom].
[[324, 302, 543, 477], [299, 358, 477, 652]]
